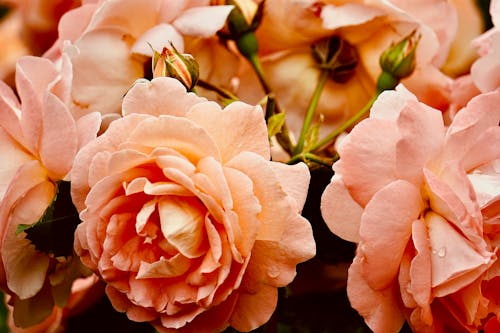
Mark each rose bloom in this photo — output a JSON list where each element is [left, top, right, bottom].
[[3, 0, 82, 55], [0, 10, 29, 86], [448, 0, 499, 118], [44, 0, 236, 122], [236, 0, 483, 140], [6, 275, 103, 333], [320, 85, 499, 332], [0, 55, 100, 328], [470, 0, 500, 93], [71, 77, 316, 332]]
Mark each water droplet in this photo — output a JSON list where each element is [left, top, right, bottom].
[[437, 247, 446, 258], [267, 266, 280, 278]]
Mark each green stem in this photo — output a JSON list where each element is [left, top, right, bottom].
[[311, 93, 379, 152], [286, 93, 379, 165], [303, 153, 336, 168], [294, 70, 329, 155], [196, 79, 238, 101], [248, 53, 273, 95], [247, 53, 295, 156], [265, 93, 276, 120]]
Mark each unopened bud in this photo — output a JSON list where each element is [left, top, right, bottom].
[[152, 43, 199, 91], [233, 0, 259, 26], [311, 36, 358, 83], [379, 30, 420, 80], [226, 0, 262, 35]]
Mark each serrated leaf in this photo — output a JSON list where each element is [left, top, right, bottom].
[[21, 181, 81, 257], [267, 113, 286, 138]]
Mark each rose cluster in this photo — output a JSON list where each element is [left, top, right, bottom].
[[0, 0, 498, 333]]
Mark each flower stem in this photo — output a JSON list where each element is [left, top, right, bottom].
[[303, 152, 337, 167], [286, 93, 379, 165], [247, 53, 295, 156], [294, 70, 329, 155], [248, 53, 273, 96], [311, 93, 379, 152], [196, 79, 238, 101]]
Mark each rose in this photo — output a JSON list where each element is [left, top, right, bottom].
[[0, 10, 28, 85], [44, 0, 236, 122], [470, 0, 500, 93], [448, 0, 499, 118], [4, 0, 82, 55], [6, 275, 103, 333], [0, 55, 100, 328], [320, 85, 499, 332], [71, 77, 316, 332], [236, 0, 474, 142], [441, 0, 486, 76]]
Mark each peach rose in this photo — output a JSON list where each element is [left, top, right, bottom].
[[4, 0, 82, 55], [71, 77, 316, 333], [441, 0, 485, 77], [6, 275, 103, 333], [320, 85, 499, 332], [448, 0, 499, 117], [0, 55, 100, 328], [0, 10, 29, 86], [45, 0, 236, 122], [236, 0, 463, 140], [470, 0, 500, 93]]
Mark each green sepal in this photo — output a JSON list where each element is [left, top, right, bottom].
[[303, 122, 321, 153], [18, 180, 81, 257], [235, 31, 259, 59], [267, 113, 286, 138]]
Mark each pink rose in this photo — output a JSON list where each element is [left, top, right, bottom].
[[71, 77, 316, 332], [0, 55, 100, 328], [45, 0, 236, 121], [320, 85, 499, 332], [236, 0, 457, 141]]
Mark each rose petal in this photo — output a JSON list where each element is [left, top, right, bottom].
[[70, 29, 144, 116], [130, 23, 185, 56], [40, 93, 77, 179], [321, 174, 363, 243], [321, 3, 385, 30], [359, 179, 423, 290], [173, 5, 234, 38], [347, 255, 406, 333], [426, 212, 493, 297], [187, 101, 270, 163], [339, 118, 400, 206]]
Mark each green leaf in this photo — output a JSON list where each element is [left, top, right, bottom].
[[20, 181, 81, 257], [267, 113, 286, 138]]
